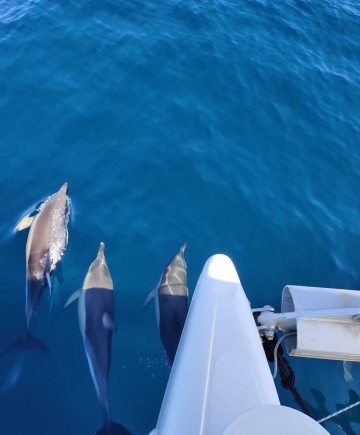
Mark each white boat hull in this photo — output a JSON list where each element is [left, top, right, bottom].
[[151, 254, 328, 435]]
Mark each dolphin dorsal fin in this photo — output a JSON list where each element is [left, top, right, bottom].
[[102, 312, 116, 331], [143, 288, 156, 309], [15, 215, 34, 231], [64, 290, 81, 308]]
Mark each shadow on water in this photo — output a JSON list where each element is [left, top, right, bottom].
[[0, 335, 50, 394], [94, 421, 132, 435], [0, 352, 23, 395], [307, 388, 360, 435], [335, 389, 360, 435]]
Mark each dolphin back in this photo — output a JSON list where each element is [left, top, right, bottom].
[[158, 293, 189, 364], [156, 242, 189, 364], [26, 184, 70, 279], [83, 287, 115, 427]]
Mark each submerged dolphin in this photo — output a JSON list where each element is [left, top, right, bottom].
[[65, 242, 116, 430], [14, 183, 70, 347], [143, 242, 189, 365]]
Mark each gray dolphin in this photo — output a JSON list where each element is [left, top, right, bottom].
[[17, 182, 70, 327], [14, 183, 70, 348], [143, 242, 188, 365], [0, 184, 70, 387], [65, 242, 116, 430]]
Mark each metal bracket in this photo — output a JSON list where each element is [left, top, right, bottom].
[[258, 324, 278, 340], [251, 305, 275, 314], [252, 305, 277, 340]]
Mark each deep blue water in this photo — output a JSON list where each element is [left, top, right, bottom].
[[0, 0, 360, 434]]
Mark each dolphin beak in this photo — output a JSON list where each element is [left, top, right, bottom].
[[97, 242, 106, 259], [60, 182, 69, 195]]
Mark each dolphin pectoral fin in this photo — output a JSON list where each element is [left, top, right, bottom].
[[15, 199, 46, 231], [46, 272, 52, 291], [143, 289, 156, 309], [102, 312, 116, 331], [15, 215, 34, 231], [64, 290, 81, 308], [45, 254, 52, 292]]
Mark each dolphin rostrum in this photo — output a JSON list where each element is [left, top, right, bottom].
[[143, 241, 189, 365], [65, 242, 117, 431], [15, 182, 70, 348]]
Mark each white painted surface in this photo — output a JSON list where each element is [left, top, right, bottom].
[[258, 285, 360, 360], [155, 254, 281, 435], [222, 405, 328, 435]]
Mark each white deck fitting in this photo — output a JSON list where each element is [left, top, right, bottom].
[[258, 285, 360, 360]]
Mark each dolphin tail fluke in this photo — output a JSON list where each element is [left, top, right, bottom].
[[94, 421, 132, 435], [0, 331, 49, 356], [19, 332, 49, 352]]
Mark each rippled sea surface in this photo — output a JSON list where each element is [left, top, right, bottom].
[[0, 1, 360, 434]]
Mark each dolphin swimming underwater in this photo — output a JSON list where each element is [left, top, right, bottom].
[[143, 241, 189, 365], [14, 182, 70, 347], [65, 242, 117, 431]]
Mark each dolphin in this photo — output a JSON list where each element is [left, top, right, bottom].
[[14, 182, 70, 348], [65, 242, 116, 431], [143, 242, 189, 365]]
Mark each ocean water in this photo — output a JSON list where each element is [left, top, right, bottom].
[[0, 0, 360, 434]]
